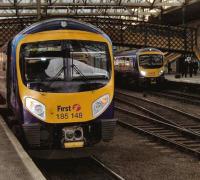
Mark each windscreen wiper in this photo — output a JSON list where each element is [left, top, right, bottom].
[[71, 64, 90, 82], [50, 67, 65, 81]]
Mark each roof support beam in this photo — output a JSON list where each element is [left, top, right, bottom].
[[37, 0, 41, 20], [0, 2, 172, 9], [0, 12, 141, 17]]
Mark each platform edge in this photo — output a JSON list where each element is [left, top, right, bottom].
[[0, 116, 46, 180]]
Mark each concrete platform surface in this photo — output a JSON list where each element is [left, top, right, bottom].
[[0, 116, 45, 180], [165, 73, 200, 84]]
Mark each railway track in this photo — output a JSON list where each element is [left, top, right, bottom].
[[115, 89, 200, 135], [116, 106, 200, 158], [91, 156, 125, 180], [35, 156, 125, 180], [148, 90, 200, 106], [115, 89, 200, 158]]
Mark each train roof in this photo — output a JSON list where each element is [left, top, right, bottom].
[[115, 48, 162, 57], [138, 48, 162, 53], [14, 18, 111, 43]]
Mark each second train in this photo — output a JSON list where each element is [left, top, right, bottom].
[[114, 48, 165, 86]]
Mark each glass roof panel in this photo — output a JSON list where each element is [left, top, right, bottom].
[[0, 0, 190, 21]]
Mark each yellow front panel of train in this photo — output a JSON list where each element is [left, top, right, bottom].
[[138, 51, 164, 77], [20, 83, 113, 123], [139, 67, 164, 77]]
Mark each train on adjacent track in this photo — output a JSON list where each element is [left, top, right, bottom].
[[0, 19, 116, 153], [114, 48, 165, 86]]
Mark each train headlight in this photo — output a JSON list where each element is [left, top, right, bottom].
[[159, 70, 164, 75], [25, 97, 46, 120], [140, 70, 146, 76], [92, 94, 110, 118]]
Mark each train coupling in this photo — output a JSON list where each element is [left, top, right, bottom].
[[61, 126, 84, 148]]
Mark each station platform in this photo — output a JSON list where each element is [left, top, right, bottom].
[[165, 73, 200, 85], [0, 115, 45, 180]]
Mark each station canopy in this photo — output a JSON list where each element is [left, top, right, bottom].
[[0, 0, 194, 21]]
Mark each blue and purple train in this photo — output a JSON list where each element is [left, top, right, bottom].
[[0, 18, 116, 154], [115, 48, 165, 86]]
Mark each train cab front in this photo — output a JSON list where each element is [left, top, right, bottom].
[[16, 34, 116, 150], [138, 51, 165, 84]]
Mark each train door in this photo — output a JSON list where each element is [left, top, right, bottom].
[[132, 55, 138, 73]]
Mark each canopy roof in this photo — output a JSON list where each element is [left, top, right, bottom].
[[0, 0, 196, 22]]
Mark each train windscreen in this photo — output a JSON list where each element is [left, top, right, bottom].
[[139, 54, 163, 69], [19, 40, 111, 92]]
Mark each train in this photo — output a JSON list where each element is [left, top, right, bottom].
[[114, 48, 165, 86], [0, 18, 116, 152]]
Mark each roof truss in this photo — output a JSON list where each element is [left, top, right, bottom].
[[0, 0, 186, 21]]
